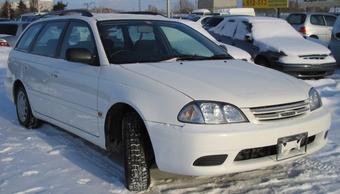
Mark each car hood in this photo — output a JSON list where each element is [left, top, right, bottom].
[[121, 60, 311, 108], [255, 37, 331, 56]]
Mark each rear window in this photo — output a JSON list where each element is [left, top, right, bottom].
[[0, 24, 18, 36], [205, 17, 224, 28], [287, 14, 306, 25]]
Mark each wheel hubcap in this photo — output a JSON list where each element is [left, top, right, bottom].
[[17, 91, 28, 122]]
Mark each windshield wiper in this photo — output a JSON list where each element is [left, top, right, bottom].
[[162, 54, 231, 62]]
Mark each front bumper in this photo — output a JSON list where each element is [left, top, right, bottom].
[[146, 107, 330, 176], [272, 62, 337, 78]]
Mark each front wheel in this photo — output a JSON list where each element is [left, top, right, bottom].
[[15, 85, 40, 129], [122, 112, 150, 192]]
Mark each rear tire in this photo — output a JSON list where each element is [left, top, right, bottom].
[[15, 85, 40, 129], [310, 35, 319, 39], [122, 112, 150, 192]]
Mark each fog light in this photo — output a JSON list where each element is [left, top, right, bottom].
[[193, 154, 228, 166]]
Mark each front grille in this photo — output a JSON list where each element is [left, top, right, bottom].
[[299, 54, 327, 60], [250, 100, 310, 121], [234, 135, 315, 161]]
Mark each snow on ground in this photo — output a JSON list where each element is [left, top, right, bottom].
[[0, 48, 340, 194]]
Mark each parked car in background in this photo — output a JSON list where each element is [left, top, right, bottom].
[[178, 19, 252, 62], [287, 13, 337, 42], [172, 14, 201, 22], [329, 16, 340, 65], [5, 11, 331, 192], [0, 18, 10, 22], [203, 16, 225, 30], [0, 22, 29, 47], [16, 12, 46, 22], [192, 9, 211, 15], [210, 16, 336, 78]]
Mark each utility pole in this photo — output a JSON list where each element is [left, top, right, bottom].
[[167, 0, 171, 18], [37, 0, 40, 13], [138, 0, 141, 11]]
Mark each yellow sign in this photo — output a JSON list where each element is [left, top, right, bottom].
[[243, 0, 288, 8]]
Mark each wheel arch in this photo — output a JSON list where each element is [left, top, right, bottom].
[[13, 79, 24, 103], [104, 102, 155, 160]]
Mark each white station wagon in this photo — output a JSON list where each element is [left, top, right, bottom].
[[4, 10, 331, 191]]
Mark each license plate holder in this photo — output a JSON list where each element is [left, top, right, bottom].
[[277, 133, 308, 161]]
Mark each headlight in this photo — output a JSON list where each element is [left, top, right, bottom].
[[309, 88, 322, 111], [178, 101, 248, 124]]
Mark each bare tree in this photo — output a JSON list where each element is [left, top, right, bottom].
[[174, 0, 194, 13]]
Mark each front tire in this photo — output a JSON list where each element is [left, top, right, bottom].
[[15, 85, 40, 129], [122, 112, 150, 192]]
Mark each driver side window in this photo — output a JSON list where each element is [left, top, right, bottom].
[[60, 22, 96, 61]]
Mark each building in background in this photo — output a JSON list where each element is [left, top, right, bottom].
[[198, 0, 238, 10]]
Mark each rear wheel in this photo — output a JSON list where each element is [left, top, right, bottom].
[[122, 112, 150, 191], [15, 85, 40, 129], [310, 35, 319, 39]]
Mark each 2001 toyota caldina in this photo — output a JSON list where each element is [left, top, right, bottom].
[[4, 11, 330, 191]]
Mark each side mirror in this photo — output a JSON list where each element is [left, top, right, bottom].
[[219, 44, 228, 52], [245, 34, 253, 43], [66, 48, 97, 65]]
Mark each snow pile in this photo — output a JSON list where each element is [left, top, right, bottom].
[[0, 48, 339, 193]]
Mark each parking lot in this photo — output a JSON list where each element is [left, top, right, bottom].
[[0, 47, 340, 193]]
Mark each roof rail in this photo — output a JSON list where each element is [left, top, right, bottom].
[[118, 11, 165, 17], [43, 9, 93, 18]]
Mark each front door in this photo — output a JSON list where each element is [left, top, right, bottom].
[[47, 21, 100, 136]]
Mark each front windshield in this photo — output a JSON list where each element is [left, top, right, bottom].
[[98, 20, 231, 64], [252, 20, 303, 40]]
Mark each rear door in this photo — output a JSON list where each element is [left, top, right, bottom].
[[309, 14, 330, 41], [20, 21, 67, 117], [47, 21, 100, 136]]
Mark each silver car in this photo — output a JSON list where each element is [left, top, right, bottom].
[[287, 13, 337, 42], [329, 16, 340, 65]]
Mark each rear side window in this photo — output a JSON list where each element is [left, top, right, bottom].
[[0, 24, 18, 36], [60, 22, 96, 60], [31, 22, 66, 57], [234, 21, 251, 40], [16, 23, 43, 51], [287, 14, 306, 25], [222, 20, 238, 38], [324, 15, 336, 26], [310, 15, 326, 26]]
